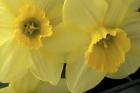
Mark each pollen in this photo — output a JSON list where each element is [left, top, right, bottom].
[[14, 4, 53, 49]]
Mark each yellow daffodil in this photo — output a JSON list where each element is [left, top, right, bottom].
[[0, 72, 69, 93], [0, 0, 66, 85], [63, 0, 140, 92]]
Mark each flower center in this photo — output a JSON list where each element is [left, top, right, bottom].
[[85, 27, 131, 73], [96, 34, 113, 48], [14, 4, 53, 49], [21, 18, 41, 38]]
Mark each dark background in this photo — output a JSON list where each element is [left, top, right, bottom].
[[87, 68, 140, 93]]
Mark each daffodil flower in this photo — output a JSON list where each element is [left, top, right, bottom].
[[63, 0, 140, 92], [0, 0, 66, 85], [0, 72, 69, 93]]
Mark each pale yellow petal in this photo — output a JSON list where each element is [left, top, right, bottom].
[[0, 2, 15, 45], [30, 48, 63, 85], [122, 13, 140, 38], [0, 79, 69, 93], [0, 87, 15, 93], [36, 79, 69, 93], [43, 24, 90, 54], [105, 0, 140, 12], [122, 12, 140, 66], [1, 0, 30, 16], [122, 0, 140, 18], [0, 72, 39, 93], [31, 0, 64, 26], [66, 53, 105, 93], [45, 0, 64, 26], [107, 54, 140, 79], [104, 0, 135, 27], [107, 32, 140, 79], [0, 39, 32, 82], [63, 0, 108, 30], [10, 71, 39, 93], [128, 0, 140, 12]]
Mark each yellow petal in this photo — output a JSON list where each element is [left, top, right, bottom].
[[30, 47, 63, 85], [0, 72, 39, 93], [0, 39, 32, 82], [0, 2, 14, 45], [36, 79, 69, 93], [122, 13, 140, 39], [0, 79, 69, 93], [43, 24, 90, 54], [10, 71, 39, 93], [107, 54, 140, 79], [1, 0, 30, 15], [106, 0, 140, 12], [104, 0, 135, 27], [128, 0, 140, 13], [45, 0, 64, 26], [63, 0, 108, 30], [107, 26, 140, 79], [0, 87, 15, 93], [2, 0, 65, 27], [66, 55, 105, 93]]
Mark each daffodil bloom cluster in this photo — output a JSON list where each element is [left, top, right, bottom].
[[0, 0, 140, 93]]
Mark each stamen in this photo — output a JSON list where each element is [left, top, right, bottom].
[[21, 18, 41, 38], [103, 40, 108, 48], [97, 34, 113, 48]]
